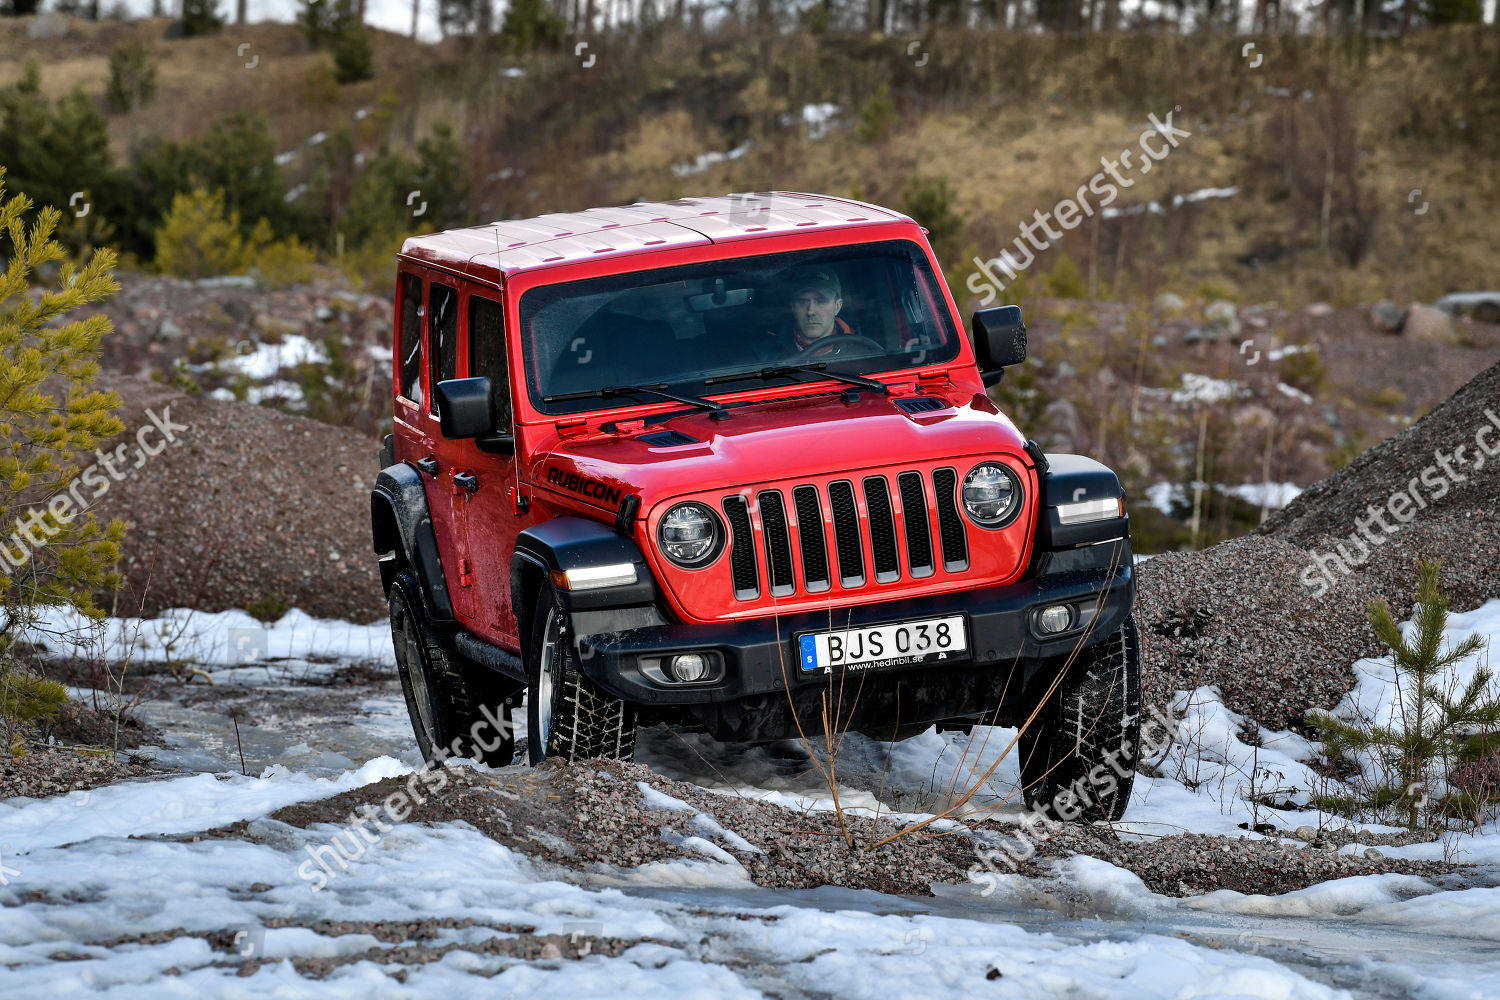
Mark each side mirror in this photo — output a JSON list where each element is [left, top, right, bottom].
[[436, 377, 496, 439], [971, 305, 1027, 387]]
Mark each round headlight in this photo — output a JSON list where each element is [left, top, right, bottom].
[[657, 502, 724, 568], [962, 462, 1023, 528]]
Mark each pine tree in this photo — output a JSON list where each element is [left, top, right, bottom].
[[1311, 560, 1495, 831], [0, 174, 128, 739]]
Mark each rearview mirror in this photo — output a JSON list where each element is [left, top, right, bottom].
[[436, 377, 497, 439], [971, 305, 1027, 387]]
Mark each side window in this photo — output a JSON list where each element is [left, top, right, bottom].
[[398, 272, 424, 406], [468, 295, 511, 433], [428, 283, 458, 415]]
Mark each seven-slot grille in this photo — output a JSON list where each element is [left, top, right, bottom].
[[720, 469, 973, 601]]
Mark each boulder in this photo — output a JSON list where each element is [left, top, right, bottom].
[[1369, 300, 1406, 334], [1402, 303, 1457, 343]]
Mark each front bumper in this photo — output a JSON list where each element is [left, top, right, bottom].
[[569, 536, 1134, 742]]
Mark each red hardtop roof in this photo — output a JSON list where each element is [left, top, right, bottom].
[[397, 191, 915, 285]]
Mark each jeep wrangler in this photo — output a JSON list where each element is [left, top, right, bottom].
[[372, 192, 1140, 821]]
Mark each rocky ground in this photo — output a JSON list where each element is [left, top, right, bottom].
[[1134, 356, 1500, 730], [89, 374, 386, 623], [256, 759, 1471, 901]]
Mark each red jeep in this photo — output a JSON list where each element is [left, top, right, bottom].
[[372, 192, 1141, 821]]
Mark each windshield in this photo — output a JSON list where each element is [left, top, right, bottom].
[[519, 240, 962, 415]]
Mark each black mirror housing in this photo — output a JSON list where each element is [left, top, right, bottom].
[[436, 377, 496, 439], [972, 305, 1027, 387]]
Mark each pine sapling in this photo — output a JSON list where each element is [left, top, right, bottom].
[[1310, 560, 1494, 831]]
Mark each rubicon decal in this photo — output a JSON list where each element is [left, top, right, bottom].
[[545, 466, 624, 504]]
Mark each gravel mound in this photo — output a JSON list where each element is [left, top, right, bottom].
[[264, 759, 1466, 900], [1136, 358, 1500, 729], [89, 375, 385, 623], [1007, 826, 1457, 898]]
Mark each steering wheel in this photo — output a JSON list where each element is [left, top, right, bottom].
[[791, 335, 886, 362]]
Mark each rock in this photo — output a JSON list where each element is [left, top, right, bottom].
[[157, 318, 183, 342], [1183, 325, 1226, 344], [314, 305, 335, 322], [1154, 292, 1187, 313], [1204, 299, 1241, 335], [1294, 825, 1318, 841], [1369, 300, 1406, 334], [1402, 303, 1458, 343], [1363, 847, 1384, 861], [1041, 398, 1082, 448], [1304, 302, 1334, 318]]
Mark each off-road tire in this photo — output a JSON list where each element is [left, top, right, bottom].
[[526, 585, 637, 765], [390, 569, 519, 767], [1018, 615, 1141, 823]]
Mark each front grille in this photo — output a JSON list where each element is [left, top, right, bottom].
[[758, 490, 795, 597], [792, 485, 830, 592], [722, 495, 759, 599], [863, 477, 900, 583], [828, 480, 865, 587], [721, 468, 975, 601], [933, 467, 970, 571]]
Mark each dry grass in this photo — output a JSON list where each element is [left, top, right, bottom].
[[3, 20, 1497, 306]]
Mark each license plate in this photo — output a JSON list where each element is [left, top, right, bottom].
[[797, 615, 968, 673]]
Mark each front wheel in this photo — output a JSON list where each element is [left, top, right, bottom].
[[525, 585, 637, 765], [1018, 615, 1141, 823]]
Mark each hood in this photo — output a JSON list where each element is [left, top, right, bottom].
[[524, 385, 1031, 512]]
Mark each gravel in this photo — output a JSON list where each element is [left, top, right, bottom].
[[90, 374, 385, 623], [263, 759, 1471, 900], [1135, 357, 1500, 730]]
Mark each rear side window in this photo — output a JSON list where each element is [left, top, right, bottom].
[[428, 283, 458, 414], [469, 295, 511, 433], [398, 272, 424, 406]]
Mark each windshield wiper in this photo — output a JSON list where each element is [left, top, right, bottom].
[[701, 363, 890, 395], [544, 383, 730, 421]]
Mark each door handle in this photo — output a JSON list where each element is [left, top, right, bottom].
[[416, 456, 440, 477]]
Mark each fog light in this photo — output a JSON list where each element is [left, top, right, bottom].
[[670, 653, 709, 683], [1037, 604, 1073, 635]]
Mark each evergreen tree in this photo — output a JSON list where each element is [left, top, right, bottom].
[[1311, 560, 1496, 831], [0, 174, 128, 739]]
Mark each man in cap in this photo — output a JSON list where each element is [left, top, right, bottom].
[[763, 269, 858, 358]]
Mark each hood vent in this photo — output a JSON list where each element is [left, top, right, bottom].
[[638, 430, 699, 447], [894, 396, 945, 414]]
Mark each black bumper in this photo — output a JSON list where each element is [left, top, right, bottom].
[[569, 537, 1134, 743]]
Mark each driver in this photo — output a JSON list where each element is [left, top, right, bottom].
[[764, 270, 857, 357]]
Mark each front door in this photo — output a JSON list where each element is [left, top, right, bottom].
[[451, 290, 522, 651]]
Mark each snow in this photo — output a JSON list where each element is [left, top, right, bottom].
[[1144, 480, 1302, 516], [801, 102, 841, 140], [1171, 372, 1250, 404], [7, 597, 1500, 995], [670, 141, 752, 178], [1101, 185, 1239, 220], [20, 605, 392, 683], [1224, 481, 1304, 508]]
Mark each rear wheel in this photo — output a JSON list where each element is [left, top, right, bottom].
[[1018, 615, 1141, 823], [390, 569, 519, 767], [526, 584, 637, 765]]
